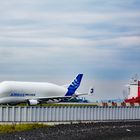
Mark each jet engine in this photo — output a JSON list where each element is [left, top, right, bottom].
[[28, 99, 39, 105]]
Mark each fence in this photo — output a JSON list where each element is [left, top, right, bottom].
[[0, 106, 140, 122]]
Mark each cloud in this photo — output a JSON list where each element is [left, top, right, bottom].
[[0, 0, 140, 100]]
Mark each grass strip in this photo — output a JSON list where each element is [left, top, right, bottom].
[[0, 123, 48, 133]]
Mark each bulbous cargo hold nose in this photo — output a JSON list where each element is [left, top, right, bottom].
[[0, 81, 11, 94]]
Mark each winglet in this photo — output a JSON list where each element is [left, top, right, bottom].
[[88, 87, 94, 96], [65, 74, 83, 96]]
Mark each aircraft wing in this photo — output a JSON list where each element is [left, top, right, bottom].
[[36, 86, 94, 103], [37, 96, 72, 103]]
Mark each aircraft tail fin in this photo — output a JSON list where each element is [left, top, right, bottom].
[[65, 74, 83, 96]]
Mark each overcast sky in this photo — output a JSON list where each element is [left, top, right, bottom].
[[0, 0, 140, 101]]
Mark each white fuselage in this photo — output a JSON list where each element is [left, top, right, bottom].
[[0, 81, 68, 104]]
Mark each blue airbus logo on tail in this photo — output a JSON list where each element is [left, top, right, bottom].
[[65, 74, 83, 96]]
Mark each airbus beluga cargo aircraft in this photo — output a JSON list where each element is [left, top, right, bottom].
[[0, 74, 93, 105]]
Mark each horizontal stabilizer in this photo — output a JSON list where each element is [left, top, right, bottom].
[[88, 87, 94, 96]]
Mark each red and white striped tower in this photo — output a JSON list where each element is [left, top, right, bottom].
[[125, 74, 140, 103], [138, 81, 140, 97]]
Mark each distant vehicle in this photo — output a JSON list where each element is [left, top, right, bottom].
[[0, 74, 93, 105]]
